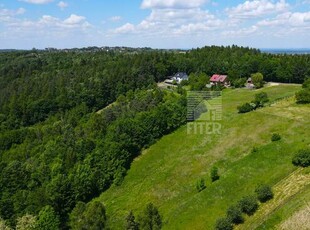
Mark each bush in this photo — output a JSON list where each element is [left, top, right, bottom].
[[238, 195, 259, 216], [271, 133, 281, 142], [215, 217, 233, 230], [226, 205, 244, 224], [253, 92, 269, 108], [232, 78, 247, 88], [237, 92, 269, 113], [196, 178, 206, 192], [125, 211, 139, 230], [138, 203, 162, 230], [296, 89, 310, 104], [292, 148, 310, 167], [251, 72, 264, 88], [302, 77, 310, 89], [237, 103, 254, 113], [255, 184, 274, 203], [210, 166, 220, 182], [69, 201, 107, 230], [251, 146, 258, 153]]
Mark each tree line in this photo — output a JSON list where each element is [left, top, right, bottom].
[[1, 46, 309, 129]]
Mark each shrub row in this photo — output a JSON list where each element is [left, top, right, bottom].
[[237, 92, 269, 113], [215, 184, 273, 230]]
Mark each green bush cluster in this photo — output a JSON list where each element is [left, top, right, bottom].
[[69, 201, 106, 230], [292, 148, 310, 167], [255, 185, 274, 203], [237, 103, 255, 113], [231, 78, 247, 88], [238, 195, 259, 216], [196, 178, 206, 192], [237, 92, 269, 113], [251, 146, 259, 153], [296, 78, 310, 104], [251, 73, 264, 89], [215, 184, 274, 229], [296, 90, 310, 104], [271, 133, 281, 142], [215, 217, 233, 230], [211, 166, 220, 182], [226, 205, 244, 224], [196, 166, 221, 193], [125, 203, 162, 230]]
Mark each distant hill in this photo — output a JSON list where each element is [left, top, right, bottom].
[[261, 48, 310, 54], [0, 49, 21, 52]]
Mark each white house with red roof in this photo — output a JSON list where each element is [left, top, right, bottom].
[[210, 74, 230, 87]]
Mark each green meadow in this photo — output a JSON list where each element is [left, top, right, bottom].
[[99, 84, 310, 229]]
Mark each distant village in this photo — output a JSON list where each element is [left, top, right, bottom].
[[42, 46, 188, 54]]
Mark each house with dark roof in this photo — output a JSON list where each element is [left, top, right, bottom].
[[210, 74, 230, 87], [172, 72, 188, 84], [165, 72, 188, 84]]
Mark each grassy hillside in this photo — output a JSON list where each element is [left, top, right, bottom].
[[99, 84, 310, 229]]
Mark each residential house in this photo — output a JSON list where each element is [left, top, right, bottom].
[[210, 74, 230, 87], [165, 72, 188, 84]]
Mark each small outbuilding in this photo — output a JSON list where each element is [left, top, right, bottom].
[[246, 77, 255, 88]]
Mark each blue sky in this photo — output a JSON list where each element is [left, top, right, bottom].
[[0, 0, 309, 49]]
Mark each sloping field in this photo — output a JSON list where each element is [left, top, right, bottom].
[[99, 84, 310, 229], [236, 168, 310, 230]]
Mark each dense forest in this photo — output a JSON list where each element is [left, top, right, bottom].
[[0, 46, 309, 229]]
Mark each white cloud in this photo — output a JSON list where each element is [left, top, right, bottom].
[[1, 12, 93, 48], [2, 0, 310, 49], [289, 12, 310, 26], [5, 13, 91, 32], [222, 26, 258, 37], [227, 0, 289, 18], [0, 7, 26, 23], [39, 15, 58, 24], [148, 8, 215, 22], [0, 7, 25, 17], [258, 11, 310, 27], [141, 0, 208, 9], [112, 7, 222, 36], [0, 15, 94, 49], [109, 16, 122, 22], [63, 14, 86, 24], [20, 0, 54, 4], [173, 20, 223, 34], [105, 0, 309, 49], [57, 1, 68, 10], [113, 23, 135, 33]]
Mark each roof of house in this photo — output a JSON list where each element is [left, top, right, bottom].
[[175, 72, 188, 79], [210, 74, 227, 82]]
